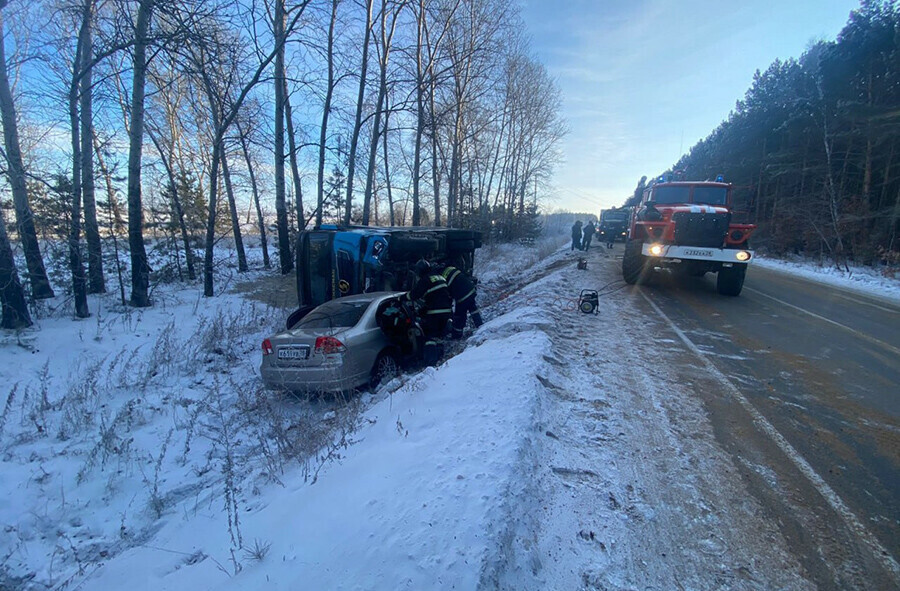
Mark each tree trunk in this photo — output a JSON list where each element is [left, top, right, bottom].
[[203, 145, 221, 297], [93, 130, 125, 228], [363, 1, 400, 226], [283, 78, 305, 230], [237, 122, 270, 269], [220, 151, 248, 272], [273, 0, 292, 273], [127, 0, 154, 307], [411, 0, 425, 226], [362, 70, 387, 226], [94, 132, 127, 303], [345, 0, 373, 226], [0, 204, 30, 329], [68, 15, 90, 318], [148, 131, 195, 281], [316, 0, 338, 229], [429, 73, 441, 226], [382, 94, 395, 226], [0, 8, 53, 299], [80, 0, 104, 294]]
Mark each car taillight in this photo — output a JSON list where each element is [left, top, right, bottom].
[[262, 339, 274, 356], [315, 336, 346, 355]]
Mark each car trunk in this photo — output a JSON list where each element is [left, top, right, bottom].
[[268, 329, 348, 369]]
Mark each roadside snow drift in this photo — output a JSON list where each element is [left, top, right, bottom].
[[72, 308, 550, 591]]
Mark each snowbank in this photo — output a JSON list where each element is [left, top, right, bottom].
[[754, 255, 900, 302], [76, 309, 550, 590]]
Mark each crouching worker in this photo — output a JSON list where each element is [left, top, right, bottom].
[[437, 262, 483, 339], [401, 260, 452, 365]]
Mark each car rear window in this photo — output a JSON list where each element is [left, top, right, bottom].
[[296, 300, 371, 329]]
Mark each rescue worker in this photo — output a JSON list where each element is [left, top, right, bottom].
[[582, 220, 596, 251], [571, 220, 583, 251], [401, 260, 452, 365], [437, 262, 483, 339]]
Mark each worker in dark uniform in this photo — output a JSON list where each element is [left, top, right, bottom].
[[571, 220, 583, 251], [437, 262, 483, 339], [581, 220, 596, 251], [401, 260, 452, 364]]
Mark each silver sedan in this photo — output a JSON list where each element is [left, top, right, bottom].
[[260, 292, 407, 394]]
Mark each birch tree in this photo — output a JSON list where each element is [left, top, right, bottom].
[[0, 1, 53, 300]]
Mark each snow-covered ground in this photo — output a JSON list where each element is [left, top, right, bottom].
[[755, 253, 900, 302], [1, 238, 896, 590]]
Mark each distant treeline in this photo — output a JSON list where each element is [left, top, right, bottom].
[[665, 1, 900, 269]]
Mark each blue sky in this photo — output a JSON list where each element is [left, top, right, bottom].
[[521, 0, 862, 213]]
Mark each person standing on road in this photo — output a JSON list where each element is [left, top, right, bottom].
[[437, 262, 483, 339], [571, 220, 583, 251], [582, 220, 596, 251], [401, 259, 452, 364]]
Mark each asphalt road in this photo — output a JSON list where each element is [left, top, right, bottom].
[[610, 251, 900, 591]]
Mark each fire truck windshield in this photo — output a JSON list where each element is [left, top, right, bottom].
[[692, 186, 728, 205], [651, 186, 691, 204], [651, 185, 728, 205]]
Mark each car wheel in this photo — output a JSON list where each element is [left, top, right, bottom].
[[371, 351, 400, 388]]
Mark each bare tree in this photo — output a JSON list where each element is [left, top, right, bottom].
[[220, 147, 247, 272], [126, 0, 154, 307], [67, 0, 92, 317], [273, 0, 291, 272], [235, 117, 270, 269], [186, 0, 311, 296], [0, 1, 53, 300], [316, 0, 340, 229], [0, 203, 30, 328], [80, 0, 104, 294], [283, 78, 305, 230], [361, 0, 403, 225], [344, 0, 374, 226]]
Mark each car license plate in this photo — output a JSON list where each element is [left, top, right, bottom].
[[277, 346, 309, 360]]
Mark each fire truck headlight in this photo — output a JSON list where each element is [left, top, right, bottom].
[[649, 244, 664, 256], [735, 250, 751, 262]]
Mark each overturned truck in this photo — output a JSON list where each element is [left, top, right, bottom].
[[622, 180, 756, 296], [289, 225, 482, 327]]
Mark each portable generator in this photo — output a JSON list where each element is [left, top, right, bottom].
[[579, 289, 599, 314]]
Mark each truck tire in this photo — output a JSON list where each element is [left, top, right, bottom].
[[622, 239, 647, 285], [717, 264, 747, 296]]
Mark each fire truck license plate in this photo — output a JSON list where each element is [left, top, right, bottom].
[[685, 249, 714, 257]]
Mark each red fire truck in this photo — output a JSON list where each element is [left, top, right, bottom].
[[622, 180, 755, 296]]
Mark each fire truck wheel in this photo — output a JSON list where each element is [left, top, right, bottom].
[[622, 239, 647, 285], [717, 263, 747, 296]]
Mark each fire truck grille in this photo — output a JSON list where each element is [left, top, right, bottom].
[[672, 212, 731, 247]]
